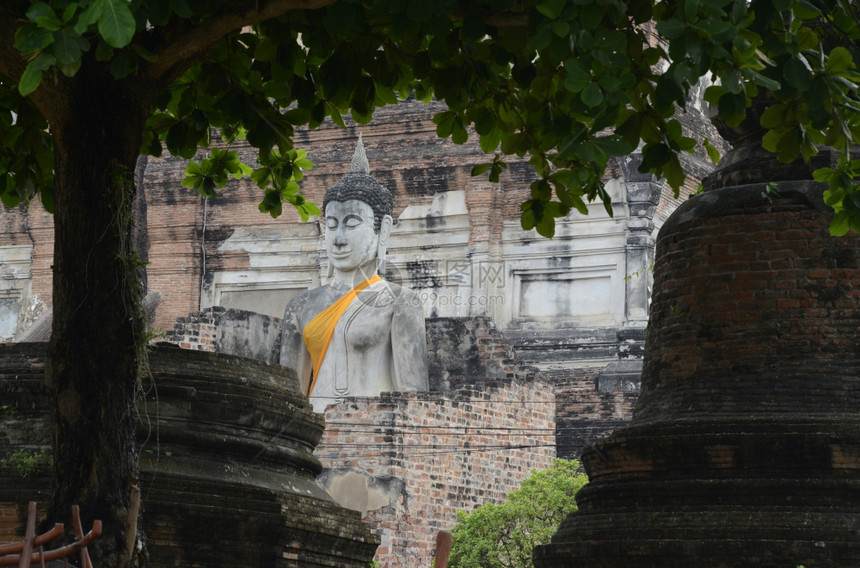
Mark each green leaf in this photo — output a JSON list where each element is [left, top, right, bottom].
[[551, 20, 570, 37], [783, 56, 812, 90], [53, 27, 89, 65], [594, 134, 634, 156], [14, 25, 55, 54], [657, 18, 686, 39], [761, 128, 782, 153], [597, 74, 622, 93], [433, 111, 456, 138], [452, 121, 469, 144], [328, 104, 346, 128], [531, 179, 552, 201], [0, 190, 22, 209], [469, 106, 495, 135], [717, 92, 746, 127], [793, 0, 821, 19], [760, 103, 788, 129], [26, 3, 62, 31], [774, 129, 801, 162], [479, 129, 501, 153], [75, 0, 105, 34], [280, 181, 301, 198], [296, 201, 320, 221], [529, 25, 554, 51], [57, 59, 82, 78], [165, 121, 200, 159], [259, 189, 283, 218], [250, 167, 273, 188], [575, 141, 603, 164], [563, 59, 591, 93], [825, 47, 853, 75], [98, 0, 136, 48], [830, 210, 850, 236], [703, 84, 725, 106], [748, 69, 782, 92], [39, 184, 54, 213], [19, 53, 56, 96], [640, 143, 671, 171], [567, 192, 588, 215], [537, 0, 567, 19], [795, 27, 819, 51], [521, 208, 536, 231], [471, 163, 493, 177], [663, 153, 686, 189], [813, 167, 836, 184], [488, 159, 507, 182], [535, 213, 555, 238], [62, 4, 78, 24], [703, 138, 721, 163], [581, 82, 604, 108]]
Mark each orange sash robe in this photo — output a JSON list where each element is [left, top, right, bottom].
[[302, 275, 382, 396]]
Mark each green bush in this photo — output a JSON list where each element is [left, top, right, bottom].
[[1, 448, 51, 478], [448, 459, 588, 568]]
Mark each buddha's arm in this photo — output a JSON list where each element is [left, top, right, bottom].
[[391, 292, 429, 391], [279, 301, 312, 397]]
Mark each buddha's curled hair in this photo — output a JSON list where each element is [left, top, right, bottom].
[[322, 134, 393, 233]]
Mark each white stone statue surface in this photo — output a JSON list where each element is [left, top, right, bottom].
[[279, 137, 429, 412]]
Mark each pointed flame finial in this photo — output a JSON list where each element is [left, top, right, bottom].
[[349, 133, 370, 175]]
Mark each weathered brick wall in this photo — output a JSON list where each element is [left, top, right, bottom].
[[0, 343, 58, 545], [317, 380, 556, 568], [637, 182, 860, 423], [163, 306, 220, 350], [425, 316, 541, 390], [0, 205, 54, 308], [550, 368, 637, 460]]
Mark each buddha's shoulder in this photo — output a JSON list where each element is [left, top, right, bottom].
[[284, 286, 340, 316]]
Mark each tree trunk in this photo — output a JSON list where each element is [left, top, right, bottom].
[[46, 67, 152, 567]]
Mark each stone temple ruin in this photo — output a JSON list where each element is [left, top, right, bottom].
[[532, 107, 860, 567], [1, 343, 379, 566], [0, 97, 733, 564]]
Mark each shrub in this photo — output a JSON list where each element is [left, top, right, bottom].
[[448, 459, 588, 568]]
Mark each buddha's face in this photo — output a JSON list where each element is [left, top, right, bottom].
[[324, 200, 379, 273]]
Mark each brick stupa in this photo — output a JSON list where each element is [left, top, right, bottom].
[[535, 106, 860, 566]]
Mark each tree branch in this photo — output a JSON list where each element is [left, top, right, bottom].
[[144, 0, 336, 83]]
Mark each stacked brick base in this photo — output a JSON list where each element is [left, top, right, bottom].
[[535, 179, 860, 567], [316, 380, 556, 568], [0, 343, 379, 567]]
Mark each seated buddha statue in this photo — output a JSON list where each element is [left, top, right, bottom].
[[279, 137, 429, 413]]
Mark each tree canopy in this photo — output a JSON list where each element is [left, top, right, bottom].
[[448, 459, 589, 568], [2, 0, 858, 238], [0, 0, 858, 565]]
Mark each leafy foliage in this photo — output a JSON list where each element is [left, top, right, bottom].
[[448, 459, 588, 568], [0, 0, 857, 236], [1, 448, 52, 479]]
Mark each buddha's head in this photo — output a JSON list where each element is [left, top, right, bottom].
[[322, 136, 393, 276]]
